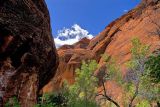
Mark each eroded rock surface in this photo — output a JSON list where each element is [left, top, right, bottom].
[[0, 0, 58, 107]]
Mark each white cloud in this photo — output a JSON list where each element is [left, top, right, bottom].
[[54, 24, 93, 48], [123, 9, 128, 13]]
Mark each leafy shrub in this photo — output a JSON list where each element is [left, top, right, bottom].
[[67, 60, 99, 107], [145, 54, 160, 83], [35, 93, 68, 107], [136, 100, 150, 107], [5, 97, 20, 107]]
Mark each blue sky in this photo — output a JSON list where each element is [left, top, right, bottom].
[[45, 0, 140, 36], [45, 0, 140, 47]]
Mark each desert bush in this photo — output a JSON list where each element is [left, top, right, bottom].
[[5, 97, 20, 107]]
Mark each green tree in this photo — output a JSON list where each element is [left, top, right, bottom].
[[141, 53, 160, 106], [145, 54, 160, 83], [100, 38, 159, 107], [67, 60, 99, 107], [124, 38, 150, 107]]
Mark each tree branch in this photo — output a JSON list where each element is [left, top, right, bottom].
[[129, 82, 139, 107], [97, 79, 120, 107]]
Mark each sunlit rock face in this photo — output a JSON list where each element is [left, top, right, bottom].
[[43, 0, 160, 105], [0, 0, 58, 106], [43, 37, 92, 92]]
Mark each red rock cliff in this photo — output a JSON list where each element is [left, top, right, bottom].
[[43, 0, 160, 104], [0, 0, 58, 107]]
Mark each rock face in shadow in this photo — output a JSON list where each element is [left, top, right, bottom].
[[43, 0, 160, 104], [0, 0, 58, 106]]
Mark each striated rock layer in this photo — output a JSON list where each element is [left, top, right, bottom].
[[44, 0, 160, 105], [0, 0, 58, 107]]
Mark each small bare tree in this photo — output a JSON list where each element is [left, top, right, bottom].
[[125, 38, 150, 107]]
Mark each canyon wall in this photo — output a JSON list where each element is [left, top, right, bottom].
[[43, 1, 160, 105], [0, 0, 58, 107]]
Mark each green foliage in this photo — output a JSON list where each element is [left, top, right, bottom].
[[5, 97, 20, 107], [126, 38, 150, 71], [131, 38, 150, 60], [123, 82, 135, 97], [35, 92, 68, 107], [67, 60, 99, 107], [121, 38, 148, 103], [145, 54, 160, 83], [68, 99, 98, 107], [123, 38, 152, 105], [35, 94, 56, 107], [36, 60, 99, 107], [140, 68, 160, 102], [124, 38, 160, 106], [75, 60, 98, 99], [136, 100, 150, 107], [102, 54, 123, 84]]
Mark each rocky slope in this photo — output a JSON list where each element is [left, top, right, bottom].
[[43, 0, 160, 104], [0, 0, 58, 107]]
